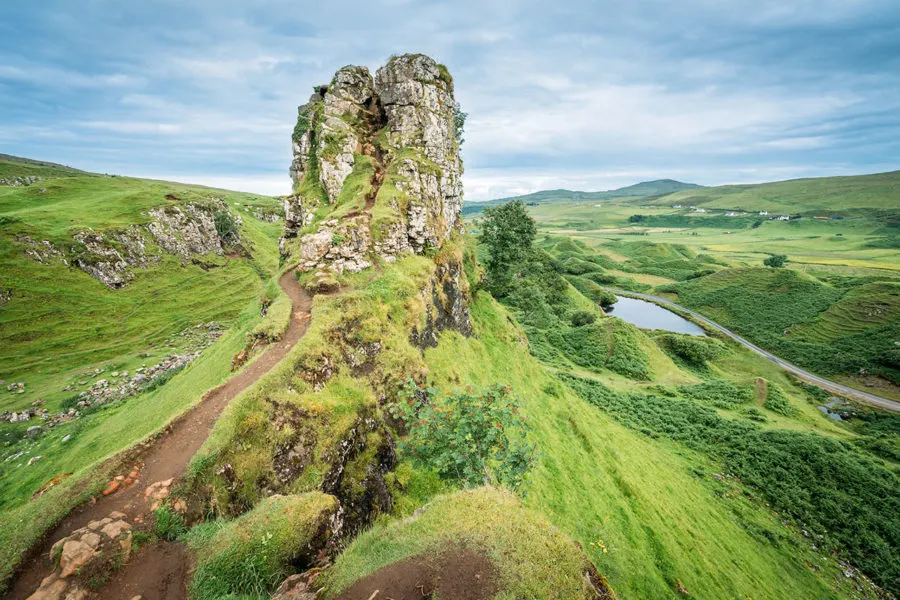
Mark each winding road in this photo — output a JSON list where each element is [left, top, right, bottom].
[[603, 288, 900, 413]]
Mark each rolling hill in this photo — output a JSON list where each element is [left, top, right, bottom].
[[462, 178, 702, 215], [663, 170, 900, 214]]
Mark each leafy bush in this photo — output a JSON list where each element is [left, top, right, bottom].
[[563, 373, 900, 595], [570, 310, 596, 327], [677, 379, 754, 408], [763, 254, 787, 268], [213, 209, 238, 241], [657, 334, 727, 366], [389, 380, 536, 492], [763, 382, 796, 416]]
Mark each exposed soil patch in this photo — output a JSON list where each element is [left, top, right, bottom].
[[334, 545, 499, 600], [7, 270, 314, 599], [103, 542, 189, 600]]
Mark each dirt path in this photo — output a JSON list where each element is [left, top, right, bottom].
[[6, 270, 313, 600]]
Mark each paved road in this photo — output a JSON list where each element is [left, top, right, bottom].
[[604, 288, 900, 413]]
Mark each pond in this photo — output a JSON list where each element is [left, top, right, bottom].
[[607, 296, 707, 336]]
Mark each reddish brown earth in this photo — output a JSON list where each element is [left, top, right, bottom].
[[6, 269, 313, 600], [334, 546, 499, 600]]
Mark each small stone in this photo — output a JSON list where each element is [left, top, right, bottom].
[[27, 426, 42, 437], [115, 475, 125, 482], [101, 481, 119, 496], [86, 520, 101, 531], [109, 511, 127, 519], [61, 434, 71, 442], [28, 456, 43, 466]]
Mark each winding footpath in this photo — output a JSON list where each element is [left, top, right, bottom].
[[7, 269, 314, 600], [604, 288, 900, 413]]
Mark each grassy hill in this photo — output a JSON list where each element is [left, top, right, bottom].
[[462, 179, 701, 215], [0, 158, 288, 575], [663, 170, 900, 214]]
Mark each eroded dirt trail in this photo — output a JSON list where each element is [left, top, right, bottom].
[[7, 270, 313, 600]]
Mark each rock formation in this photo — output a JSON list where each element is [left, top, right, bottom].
[[281, 54, 465, 273], [16, 199, 242, 289]]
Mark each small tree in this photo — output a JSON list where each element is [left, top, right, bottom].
[[479, 200, 537, 297], [453, 101, 467, 147], [389, 380, 536, 492], [763, 254, 787, 268], [214, 209, 239, 242]]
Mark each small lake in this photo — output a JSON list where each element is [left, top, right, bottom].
[[607, 297, 707, 336]]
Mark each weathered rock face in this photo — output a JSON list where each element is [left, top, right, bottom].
[[72, 227, 149, 289], [18, 200, 241, 289], [375, 54, 463, 250], [283, 54, 464, 273], [147, 203, 232, 260], [318, 66, 375, 204], [411, 259, 473, 348]]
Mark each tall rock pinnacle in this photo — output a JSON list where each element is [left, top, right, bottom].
[[281, 54, 464, 273]]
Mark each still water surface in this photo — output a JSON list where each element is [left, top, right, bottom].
[[607, 297, 706, 336]]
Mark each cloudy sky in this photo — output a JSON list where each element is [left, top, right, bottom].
[[1, 1, 898, 200]]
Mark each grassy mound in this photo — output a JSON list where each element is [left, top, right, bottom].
[[321, 487, 611, 600], [186, 492, 339, 600]]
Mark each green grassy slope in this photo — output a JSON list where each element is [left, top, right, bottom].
[[663, 170, 900, 213], [0, 160, 285, 587], [666, 268, 900, 384]]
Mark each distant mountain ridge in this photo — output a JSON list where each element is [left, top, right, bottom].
[[463, 179, 702, 215]]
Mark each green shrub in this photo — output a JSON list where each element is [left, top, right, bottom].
[[763, 254, 787, 268], [187, 493, 339, 600], [657, 334, 727, 366], [213, 209, 239, 241], [154, 506, 187, 541], [763, 382, 796, 416], [677, 379, 754, 408], [389, 380, 536, 492], [570, 310, 596, 327]]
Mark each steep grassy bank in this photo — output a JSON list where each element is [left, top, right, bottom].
[[0, 162, 284, 588]]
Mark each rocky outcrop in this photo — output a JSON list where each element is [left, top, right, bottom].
[[72, 227, 150, 289], [148, 202, 236, 260], [318, 66, 376, 203], [18, 200, 241, 288], [17, 236, 68, 266], [375, 54, 463, 252], [26, 511, 133, 600], [0, 175, 40, 187], [284, 54, 464, 272], [411, 258, 473, 348]]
